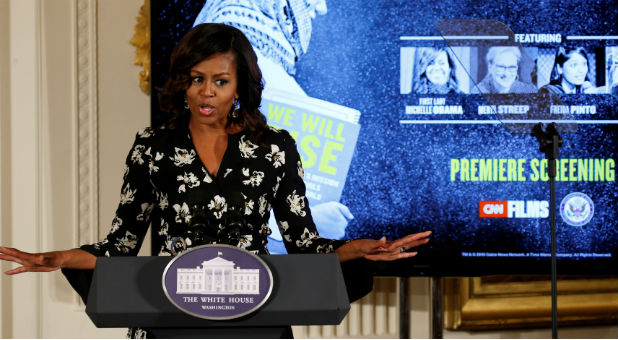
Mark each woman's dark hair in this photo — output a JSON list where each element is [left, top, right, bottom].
[[159, 23, 267, 143], [548, 46, 590, 85]]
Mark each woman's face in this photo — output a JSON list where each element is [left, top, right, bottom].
[[561, 52, 588, 86], [185, 52, 238, 129], [489, 51, 518, 90], [425, 50, 450, 86]]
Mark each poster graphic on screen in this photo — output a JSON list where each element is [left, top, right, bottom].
[[150, 0, 617, 274]]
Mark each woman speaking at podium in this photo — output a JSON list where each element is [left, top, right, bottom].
[[0, 23, 431, 337]]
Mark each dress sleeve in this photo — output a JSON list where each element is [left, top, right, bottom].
[[80, 129, 157, 257], [62, 129, 157, 303], [270, 131, 347, 254]]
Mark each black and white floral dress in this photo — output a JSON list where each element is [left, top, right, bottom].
[[81, 124, 344, 259], [72, 124, 346, 338]]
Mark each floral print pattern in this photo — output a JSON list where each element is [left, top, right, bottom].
[[296, 228, 316, 248], [208, 195, 228, 219], [266, 144, 285, 168], [110, 216, 123, 234], [238, 135, 258, 158], [131, 145, 146, 165], [176, 172, 200, 193], [242, 168, 264, 187], [119, 183, 136, 205], [80, 126, 344, 260], [170, 147, 196, 166], [173, 203, 191, 224], [158, 192, 168, 210], [137, 127, 153, 138], [115, 231, 139, 253], [136, 203, 154, 222], [286, 190, 307, 217], [145, 147, 164, 174], [258, 194, 268, 217]]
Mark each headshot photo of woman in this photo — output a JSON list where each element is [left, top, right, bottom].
[[539, 46, 598, 94], [411, 47, 461, 94], [476, 46, 537, 94]]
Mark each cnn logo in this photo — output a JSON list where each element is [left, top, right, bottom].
[[479, 201, 507, 218]]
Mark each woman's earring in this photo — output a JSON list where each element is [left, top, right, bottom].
[[231, 98, 240, 118], [184, 98, 189, 109]]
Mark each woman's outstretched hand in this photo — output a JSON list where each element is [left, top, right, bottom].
[[335, 231, 431, 262], [0, 247, 63, 275], [0, 247, 95, 275]]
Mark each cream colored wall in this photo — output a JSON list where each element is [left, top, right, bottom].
[[0, 0, 148, 338], [5, 1, 43, 337], [0, 0, 9, 336], [0, 0, 615, 338], [97, 0, 152, 250]]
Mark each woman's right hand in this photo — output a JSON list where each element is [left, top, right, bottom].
[[0, 247, 64, 275], [0, 247, 95, 275]]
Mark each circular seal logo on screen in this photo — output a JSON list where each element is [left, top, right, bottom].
[[162, 244, 273, 320], [560, 192, 594, 227]]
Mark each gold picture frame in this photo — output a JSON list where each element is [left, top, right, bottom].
[[444, 276, 618, 330], [130, 0, 150, 95]]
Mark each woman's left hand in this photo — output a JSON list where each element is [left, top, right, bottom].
[[336, 231, 431, 262]]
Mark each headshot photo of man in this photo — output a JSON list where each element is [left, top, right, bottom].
[[476, 46, 537, 94]]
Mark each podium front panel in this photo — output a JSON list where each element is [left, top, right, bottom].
[[86, 254, 349, 328]]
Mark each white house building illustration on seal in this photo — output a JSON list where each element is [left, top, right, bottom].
[[176, 252, 260, 295]]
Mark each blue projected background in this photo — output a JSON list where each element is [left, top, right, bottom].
[[151, 0, 618, 275]]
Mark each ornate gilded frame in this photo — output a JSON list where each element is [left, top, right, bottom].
[[130, 0, 150, 95], [444, 276, 618, 330]]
